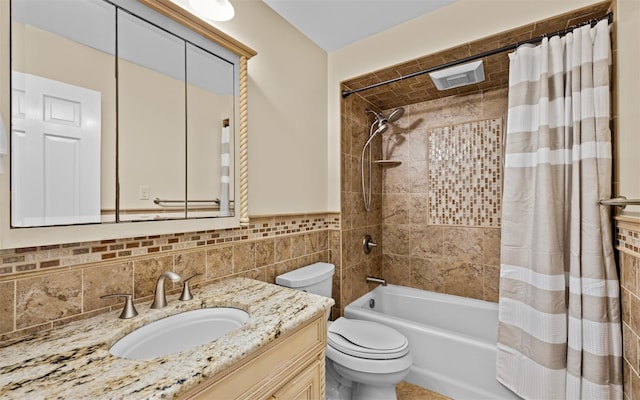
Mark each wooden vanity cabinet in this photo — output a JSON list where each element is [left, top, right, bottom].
[[181, 311, 327, 400]]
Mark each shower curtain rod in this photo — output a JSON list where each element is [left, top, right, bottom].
[[341, 12, 613, 99]]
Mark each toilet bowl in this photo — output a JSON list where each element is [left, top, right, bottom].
[[276, 262, 412, 400]]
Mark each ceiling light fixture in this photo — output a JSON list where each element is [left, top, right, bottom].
[[188, 0, 235, 22]]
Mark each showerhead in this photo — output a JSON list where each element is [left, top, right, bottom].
[[386, 107, 404, 123], [363, 122, 387, 149], [366, 107, 405, 126]]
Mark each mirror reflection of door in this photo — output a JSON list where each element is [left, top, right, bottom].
[[10, 0, 116, 227], [11, 73, 101, 226]]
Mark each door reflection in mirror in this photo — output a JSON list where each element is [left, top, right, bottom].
[[10, 0, 116, 226]]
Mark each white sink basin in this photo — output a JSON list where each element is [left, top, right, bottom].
[[109, 308, 249, 360]]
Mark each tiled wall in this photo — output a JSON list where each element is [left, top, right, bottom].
[[339, 86, 507, 309], [380, 87, 507, 302], [618, 217, 640, 400], [0, 213, 340, 342], [338, 85, 384, 317]]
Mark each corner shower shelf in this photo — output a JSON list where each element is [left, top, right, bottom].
[[374, 160, 402, 167]]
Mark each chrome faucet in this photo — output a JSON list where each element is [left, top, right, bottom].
[[150, 271, 181, 309]]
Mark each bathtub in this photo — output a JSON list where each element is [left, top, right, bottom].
[[344, 285, 520, 400]]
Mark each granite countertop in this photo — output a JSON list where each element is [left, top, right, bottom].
[[0, 277, 333, 399]]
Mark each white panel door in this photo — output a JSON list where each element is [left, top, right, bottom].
[[11, 72, 101, 227]]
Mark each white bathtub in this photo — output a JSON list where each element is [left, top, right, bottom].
[[344, 285, 520, 400]]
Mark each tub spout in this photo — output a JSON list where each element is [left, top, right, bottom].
[[366, 276, 387, 286]]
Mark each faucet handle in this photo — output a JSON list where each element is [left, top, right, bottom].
[[179, 273, 203, 301], [101, 294, 138, 319]]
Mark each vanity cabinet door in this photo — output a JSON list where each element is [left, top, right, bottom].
[[180, 313, 325, 400], [271, 359, 323, 400]]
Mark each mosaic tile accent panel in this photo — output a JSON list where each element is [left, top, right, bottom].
[[428, 118, 502, 227], [0, 213, 340, 276], [617, 221, 640, 258]]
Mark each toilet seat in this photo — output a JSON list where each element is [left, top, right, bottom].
[[328, 318, 409, 360]]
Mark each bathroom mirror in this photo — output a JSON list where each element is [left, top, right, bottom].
[[0, 0, 254, 248], [10, 0, 117, 227]]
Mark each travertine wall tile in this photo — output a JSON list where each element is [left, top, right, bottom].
[[0, 214, 339, 277], [410, 225, 444, 260], [382, 194, 410, 225], [83, 262, 133, 312], [379, 88, 507, 302], [255, 239, 275, 268], [442, 261, 484, 300], [484, 228, 502, 267], [382, 254, 411, 287], [410, 257, 444, 292], [0, 281, 14, 333], [382, 224, 411, 256], [618, 220, 640, 400], [443, 227, 484, 265], [291, 235, 306, 258], [483, 265, 500, 302], [338, 89, 384, 316], [409, 161, 428, 193], [206, 245, 233, 279], [482, 87, 509, 119], [16, 271, 82, 329], [409, 194, 429, 225], [174, 251, 206, 284], [274, 236, 293, 263], [304, 232, 321, 254], [233, 242, 256, 273], [0, 214, 337, 342], [440, 93, 483, 126], [384, 163, 410, 194], [409, 129, 428, 161], [133, 256, 173, 299]]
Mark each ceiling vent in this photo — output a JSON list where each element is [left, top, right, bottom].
[[429, 60, 485, 90]]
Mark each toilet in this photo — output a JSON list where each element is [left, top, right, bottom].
[[276, 262, 412, 400]]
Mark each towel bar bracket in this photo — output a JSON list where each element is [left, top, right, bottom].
[[598, 196, 640, 209]]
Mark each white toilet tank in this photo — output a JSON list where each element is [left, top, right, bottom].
[[275, 262, 335, 298]]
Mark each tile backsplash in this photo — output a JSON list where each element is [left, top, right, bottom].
[[0, 213, 340, 342]]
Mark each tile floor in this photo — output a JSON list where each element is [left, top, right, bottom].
[[396, 381, 451, 400]]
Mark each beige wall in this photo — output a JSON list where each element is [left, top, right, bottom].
[[200, 0, 329, 216], [327, 0, 613, 211], [615, 0, 640, 216]]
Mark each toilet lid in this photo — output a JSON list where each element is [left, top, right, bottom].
[[328, 318, 409, 360]]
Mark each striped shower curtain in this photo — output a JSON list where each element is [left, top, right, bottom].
[[496, 19, 622, 399]]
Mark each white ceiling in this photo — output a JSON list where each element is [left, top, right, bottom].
[[260, 0, 457, 52]]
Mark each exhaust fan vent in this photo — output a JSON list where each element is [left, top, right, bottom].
[[429, 60, 485, 90]]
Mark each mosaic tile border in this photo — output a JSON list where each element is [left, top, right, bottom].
[[0, 213, 341, 277], [616, 217, 640, 258], [428, 118, 503, 227]]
